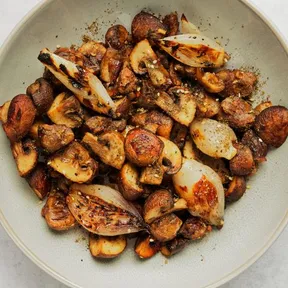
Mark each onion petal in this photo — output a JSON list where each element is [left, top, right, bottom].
[[181, 14, 201, 35]]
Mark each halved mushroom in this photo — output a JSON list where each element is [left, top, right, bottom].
[[195, 68, 225, 93], [0, 100, 11, 123], [78, 41, 107, 63], [131, 11, 167, 43], [162, 12, 179, 36], [179, 217, 211, 240], [190, 118, 237, 160], [89, 234, 127, 258], [241, 129, 268, 163], [155, 88, 196, 126], [67, 184, 145, 235], [134, 234, 161, 259], [117, 66, 139, 94], [26, 78, 54, 114], [82, 131, 125, 170], [173, 158, 225, 226], [157, 34, 225, 68], [56, 176, 72, 194], [143, 189, 187, 224], [254, 101, 272, 116], [11, 139, 38, 177], [216, 69, 257, 98], [218, 96, 255, 130], [38, 124, 75, 153], [160, 237, 188, 257], [229, 143, 255, 176], [85, 116, 126, 134], [130, 39, 172, 88], [149, 213, 182, 242], [118, 162, 144, 201], [170, 122, 188, 150], [135, 80, 158, 109], [41, 188, 76, 231], [47, 92, 84, 128], [38, 48, 115, 115], [3, 94, 36, 142], [27, 163, 51, 200], [29, 120, 45, 143], [192, 86, 220, 118], [254, 105, 288, 148], [48, 141, 98, 183], [124, 128, 164, 167], [130, 110, 173, 138], [169, 62, 182, 86], [111, 96, 131, 119], [105, 25, 129, 50], [140, 161, 165, 185], [225, 176, 246, 203], [100, 48, 123, 84]]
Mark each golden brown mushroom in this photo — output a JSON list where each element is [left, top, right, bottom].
[[162, 12, 179, 36], [134, 234, 161, 259], [105, 25, 129, 50], [179, 217, 211, 240], [225, 176, 246, 203], [254, 101, 272, 116], [195, 68, 225, 93], [161, 237, 188, 257], [117, 66, 139, 94], [170, 122, 188, 150], [29, 120, 45, 144], [0, 100, 11, 123]]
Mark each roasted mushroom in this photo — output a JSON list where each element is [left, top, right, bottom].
[[225, 176, 246, 203], [170, 122, 188, 150], [47, 92, 84, 128], [130, 110, 173, 139], [78, 41, 106, 63], [140, 161, 165, 185], [27, 163, 51, 200], [82, 131, 125, 170], [216, 69, 257, 98], [241, 129, 268, 163], [218, 96, 255, 130], [149, 213, 182, 242], [155, 88, 196, 126], [254, 101, 272, 116], [179, 217, 211, 240], [130, 39, 172, 88], [0, 100, 11, 123], [85, 116, 126, 134], [131, 11, 167, 43], [143, 189, 187, 224], [38, 124, 74, 153], [134, 234, 161, 259], [111, 96, 131, 119], [125, 128, 164, 167], [48, 142, 98, 183], [11, 139, 38, 177], [195, 68, 225, 93], [118, 162, 144, 201], [105, 25, 129, 50], [229, 143, 255, 176], [117, 66, 139, 94], [135, 80, 158, 109], [67, 184, 145, 235], [162, 12, 179, 36], [161, 237, 188, 257], [89, 234, 127, 258], [3, 94, 36, 143], [29, 120, 44, 143], [41, 188, 76, 231], [254, 105, 288, 148], [26, 78, 54, 114]]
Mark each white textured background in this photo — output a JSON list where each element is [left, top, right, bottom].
[[0, 0, 287, 287]]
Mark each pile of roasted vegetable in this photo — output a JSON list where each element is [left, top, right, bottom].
[[1, 11, 288, 259]]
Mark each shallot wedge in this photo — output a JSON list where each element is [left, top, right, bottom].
[[67, 184, 145, 236], [38, 48, 115, 115]]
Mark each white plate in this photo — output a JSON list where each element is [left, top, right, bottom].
[[0, 0, 287, 287]]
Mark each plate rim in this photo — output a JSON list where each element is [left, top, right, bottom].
[[0, 1, 287, 288]]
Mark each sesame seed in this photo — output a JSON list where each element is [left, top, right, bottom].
[[247, 185, 251, 189], [157, 92, 160, 96], [78, 192, 82, 196], [152, 60, 157, 64], [216, 98, 219, 101], [56, 44, 61, 48], [149, 238, 154, 242], [136, 87, 141, 91], [259, 138, 263, 143], [86, 195, 90, 199]]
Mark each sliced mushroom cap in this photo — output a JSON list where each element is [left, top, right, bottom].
[[162, 12, 179, 36], [118, 162, 144, 201], [27, 163, 51, 200], [67, 184, 145, 235], [82, 131, 125, 170], [111, 96, 131, 119], [254, 101, 272, 116], [85, 116, 126, 135], [254, 105, 288, 148], [0, 100, 11, 123], [140, 161, 165, 185], [47, 92, 83, 128], [11, 139, 38, 177], [41, 189, 76, 231], [29, 120, 45, 143], [130, 110, 173, 139], [173, 158, 225, 226], [179, 217, 211, 240], [89, 234, 127, 258], [26, 78, 54, 114], [48, 141, 98, 183], [3, 94, 36, 143], [225, 176, 246, 203], [131, 11, 167, 43], [134, 234, 161, 259], [117, 66, 139, 94], [105, 25, 129, 50], [190, 118, 237, 160], [149, 213, 182, 242], [160, 237, 188, 257], [38, 124, 75, 153], [78, 41, 107, 63], [125, 128, 164, 167], [143, 189, 187, 224], [170, 122, 188, 150]]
